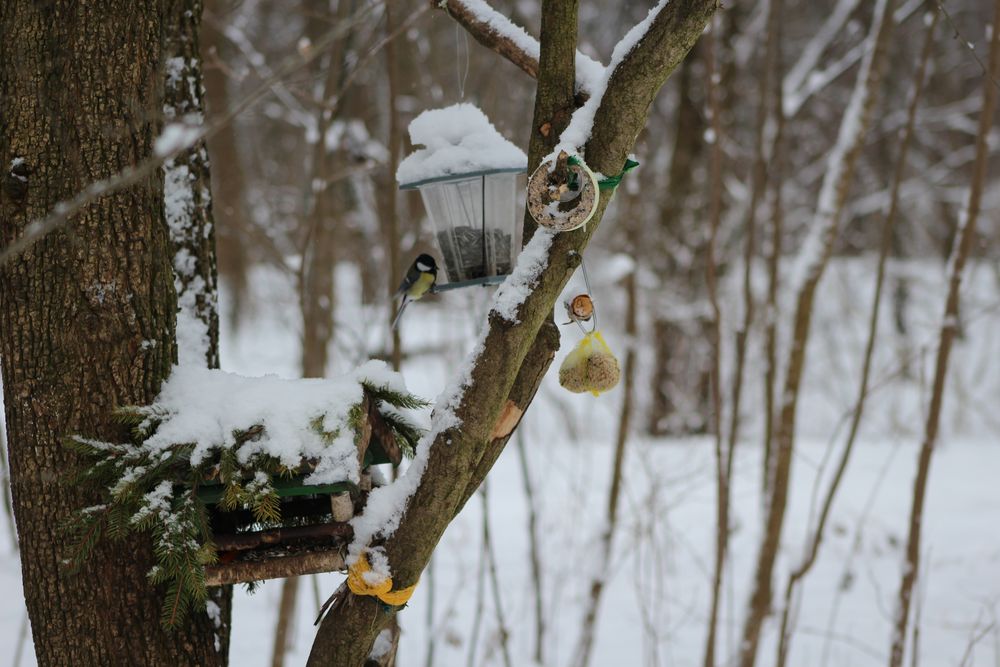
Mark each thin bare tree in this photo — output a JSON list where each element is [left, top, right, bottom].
[[739, 1, 897, 664], [571, 227, 639, 667], [702, 13, 729, 667], [774, 11, 939, 667], [888, 3, 1000, 665], [515, 427, 546, 664]]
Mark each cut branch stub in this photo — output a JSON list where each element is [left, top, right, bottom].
[[527, 152, 599, 231], [3, 158, 29, 202]]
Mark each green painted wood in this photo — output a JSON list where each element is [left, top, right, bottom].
[[196, 478, 355, 505]]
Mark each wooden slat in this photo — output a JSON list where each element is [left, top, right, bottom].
[[212, 521, 352, 552], [205, 548, 346, 587]]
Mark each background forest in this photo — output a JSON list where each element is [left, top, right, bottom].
[[1, 0, 999, 666]]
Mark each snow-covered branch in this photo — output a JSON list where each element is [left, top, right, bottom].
[[435, 0, 605, 95]]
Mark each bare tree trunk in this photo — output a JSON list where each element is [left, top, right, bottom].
[[202, 0, 251, 329], [0, 1, 227, 663], [163, 0, 232, 644], [774, 13, 938, 667], [385, 0, 404, 372], [164, 0, 222, 371], [739, 2, 896, 665], [647, 51, 708, 437], [888, 4, 1000, 665], [515, 428, 546, 664], [761, 0, 785, 503], [274, 5, 361, 665], [571, 252, 638, 667], [272, 575, 302, 667], [702, 15, 728, 667]]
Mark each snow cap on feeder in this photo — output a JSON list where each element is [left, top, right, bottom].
[[396, 103, 527, 289]]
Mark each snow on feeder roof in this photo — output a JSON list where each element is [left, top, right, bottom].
[[396, 103, 526, 188], [397, 104, 526, 289]]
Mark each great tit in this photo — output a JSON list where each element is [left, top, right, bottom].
[[392, 253, 438, 329]]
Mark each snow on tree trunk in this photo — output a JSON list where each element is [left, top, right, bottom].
[[163, 0, 221, 370]]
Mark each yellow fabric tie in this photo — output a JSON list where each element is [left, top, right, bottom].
[[347, 553, 418, 606]]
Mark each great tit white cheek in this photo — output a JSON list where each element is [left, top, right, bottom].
[[416, 262, 431, 272]]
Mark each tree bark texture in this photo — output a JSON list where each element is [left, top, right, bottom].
[[0, 2, 227, 665], [307, 2, 718, 664]]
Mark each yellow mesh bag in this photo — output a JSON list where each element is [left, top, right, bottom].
[[558, 331, 620, 396]]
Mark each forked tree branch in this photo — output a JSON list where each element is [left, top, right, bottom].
[[307, 2, 719, 665]]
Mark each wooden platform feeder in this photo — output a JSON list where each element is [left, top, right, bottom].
[[202, 394, 404, 587]]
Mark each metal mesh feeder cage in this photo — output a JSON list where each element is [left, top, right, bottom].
[[396, 103, 527, 291]]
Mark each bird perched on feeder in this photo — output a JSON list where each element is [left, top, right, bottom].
[[392, 253, 438, 329]]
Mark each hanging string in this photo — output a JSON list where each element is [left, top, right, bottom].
[[573, 252, 598, 335], [455, 21, 470, 100]]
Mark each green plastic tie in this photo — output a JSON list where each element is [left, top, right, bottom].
[[563, 155, 639, 191], [597, 158, 639, 190], [566, 155, 639, 190]]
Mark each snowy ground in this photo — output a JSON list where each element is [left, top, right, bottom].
[[1, 257, 999, 666]]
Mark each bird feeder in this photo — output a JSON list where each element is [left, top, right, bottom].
[[397, 103, 527, 290], [63, 365, 426, 626], [202, 394, 404, 587]]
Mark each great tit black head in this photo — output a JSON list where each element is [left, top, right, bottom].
[[413, 254, 437, 277]]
